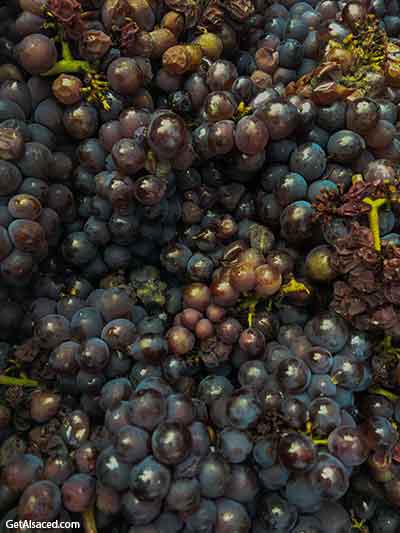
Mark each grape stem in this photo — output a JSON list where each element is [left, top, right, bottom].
[[362, 197, 387, 252], [0, 375, 38, 387], [82, 507, 97, 533], [234, 101, 252, 120], [302, 421, 328, 446], [312, 438, 328, 446], [280, 277, 310, 296], [42, 33, 92, 76], [368, 386, 399, 402], [351, 516, 366, 531], [351, 173, 364, 185], [381, 335, 400, 359]]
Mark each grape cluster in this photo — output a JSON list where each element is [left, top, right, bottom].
[[1, 0, 400, 531], [0, 83, 70, 288]]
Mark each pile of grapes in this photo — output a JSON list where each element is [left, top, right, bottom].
[[1, 0, 400, 531]]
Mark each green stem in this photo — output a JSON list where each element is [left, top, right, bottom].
[[42, 33, 91, 76], [280, 277, 311, 296], [368, 386, 399, 402], [313, 438, 328, 446], [362, 197, 387, 252], [42, 59, 92, 76], [61, 39, 73, 61], [0, 375, 38, 387]]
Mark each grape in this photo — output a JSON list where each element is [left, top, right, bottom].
[[276, 172, 308, 206], [314, 502, 351, 533], [18, 481, 61, 520], [292, 516, 323, 533], [121, 490, 162, 526], [49, 341, 80, 375], [61, 410, 90, 448], [0, 127, 25, 160], [239, 328, 265, 356], [75, 443, 97, 474], [238, 360, 268, 390], [309, 398, 341, 435], [185, 499, 217, 532], [147, 111, 187, 159], [219, 429, 253, 463], [3, 454, 43, 493], [134, 175, 167, 206], [257, 102, 298, 140], [152, 421, 191, 465], [61, 473, 96, 513], [96, 446, 131, 491], [257, 492, 298, 530], [0, 161, 22, 195], [0, 226, 12, 261], [328, 426, 369, 466], [107, 57, 143, 96], [253, 438, 277, 468], [166, 478, 201, 512], [225, 464, 258, 503], [362, 416, 398, 451], [327, 130, 365, 162], [209, 120, 235, 156], [235, 115, 269, 155], [63, 103, 98, 140], [305, 313, 349, 354], [227, 390, 261, 429], [346, 98, 379, 133], [35, 314, 70, 349], [30, 390, 61, 423], [285, 474, 322, 514], [309, 453, 349, 500], [207, 60, 238, 91], [130, 455, 171, 500], [278, 433, 316, 472], [16, 34, 57, 75], [129, 389, 166, 431], [43, 456, 74, 486], [280, 201, 315, 243], [215, 498, 251, 533], [307, 179, 339, 202], [204, 93, 235, 127], [111, 138, 145, 176], [277, 357, 311, 393]]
